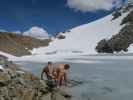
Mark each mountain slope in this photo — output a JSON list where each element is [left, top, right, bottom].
[[32, 12, 128, 55], [0, 32, 50, 56], [96, 6, 133, 53]]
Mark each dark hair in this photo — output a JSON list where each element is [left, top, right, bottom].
[[64, 64, 70, 70], [48, 61, 52, 65]]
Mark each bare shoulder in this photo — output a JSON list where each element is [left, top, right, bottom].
[[58, 64, 65, 68]]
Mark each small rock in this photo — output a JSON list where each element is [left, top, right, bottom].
[[0, 72, 10, 86]]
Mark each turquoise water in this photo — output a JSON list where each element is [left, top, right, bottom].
[[15, 56, 133, 100]]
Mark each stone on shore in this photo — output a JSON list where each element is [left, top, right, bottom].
[[0, 55, 72, 100]]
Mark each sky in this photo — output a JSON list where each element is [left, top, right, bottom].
[[0, 0, 126, 35]]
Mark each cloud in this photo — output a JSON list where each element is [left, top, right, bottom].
[[66, 0, 123, 12], [23, 26, 49, 39]]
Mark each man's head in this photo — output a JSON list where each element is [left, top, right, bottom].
[[48, 61, 52, 65], [64, 64, 70, 70]]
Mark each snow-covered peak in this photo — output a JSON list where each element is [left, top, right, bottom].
[[23, 26, 49, 40]]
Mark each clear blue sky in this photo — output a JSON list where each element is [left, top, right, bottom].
[[0, 0, 126, 35]]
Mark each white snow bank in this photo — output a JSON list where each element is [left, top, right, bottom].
[[128, 44, 133, 53], [0, 51, 17, 60], [10, 12, 130, 63], [32, 13, 128, 56], [0, 65, 4, 71]]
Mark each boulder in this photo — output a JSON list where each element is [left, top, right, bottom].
[[0, 61, 71, 100], [0, 72, 10, 86]]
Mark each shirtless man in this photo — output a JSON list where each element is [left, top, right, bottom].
[[55, 64, 70, 86], [41, 62, 70, 87], [41, 62, 54, 80]]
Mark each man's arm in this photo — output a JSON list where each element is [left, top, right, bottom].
[[41, 67, 46, 80], [41, 70, 44, 80]]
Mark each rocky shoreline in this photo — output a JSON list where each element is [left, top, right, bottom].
[[0, 55, 72, 100]]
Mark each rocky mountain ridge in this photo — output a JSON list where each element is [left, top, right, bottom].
[[0, 32, 50, 56], [96, 3, 133, 53]]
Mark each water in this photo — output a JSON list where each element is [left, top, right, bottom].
[[15, 55, 133, 100]]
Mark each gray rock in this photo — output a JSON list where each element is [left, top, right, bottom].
[[0, 61, 71, 100]]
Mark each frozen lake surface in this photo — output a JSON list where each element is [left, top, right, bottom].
[[16, 54, 133, 100]]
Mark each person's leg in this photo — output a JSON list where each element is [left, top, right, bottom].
[[57, 73, 61, 87], [60, 74, 66, 86], [59, 76, 63, 86]]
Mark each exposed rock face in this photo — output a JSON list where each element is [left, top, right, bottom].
[[95, 39, 113, 53], [55, 32, 66, 39], [121, 10, 133, 25], [0, 56, 71, 100], [0, 32, 50, 56], [96, 6, 133, 53], [112, 10, 122, 20]]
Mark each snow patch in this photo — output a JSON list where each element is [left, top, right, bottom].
[[32, 12, 128, 56], [0, 51, 17, 61], [0, 65, 4, 70], [128, 44, 133, 53]]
